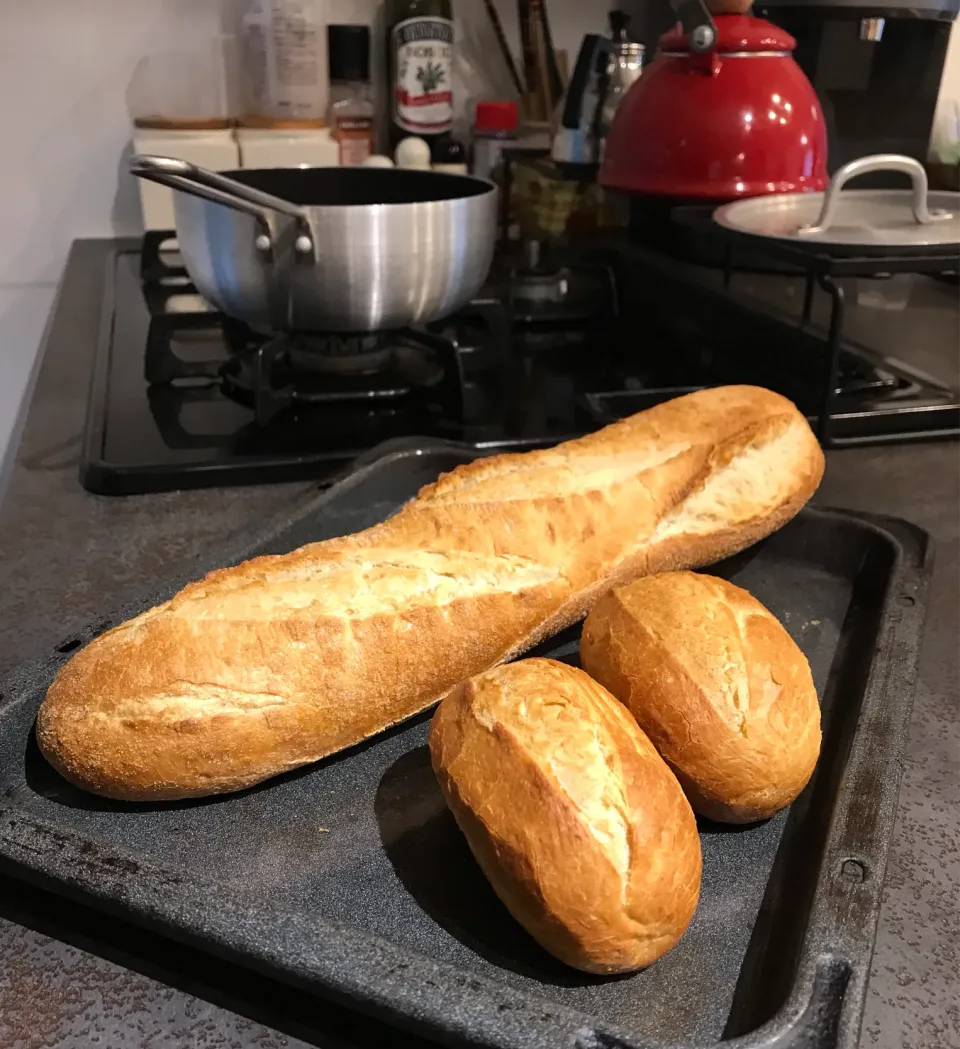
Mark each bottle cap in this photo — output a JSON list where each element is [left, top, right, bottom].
[[431, 137, 467, 165], [328, 25, 371, 83], [394, 136, 432, 170], [474, 101, 520, 134]]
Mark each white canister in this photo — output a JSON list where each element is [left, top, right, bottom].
[[236, 0, 329, 125], [132, 128, 241, 231], [236, 127, 340, 168]]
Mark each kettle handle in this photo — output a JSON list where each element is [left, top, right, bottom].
[[559, 34, 612, 130], [674, 0, 718, 52]]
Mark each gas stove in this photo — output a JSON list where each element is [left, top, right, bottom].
[[80, 234, 959, 495]]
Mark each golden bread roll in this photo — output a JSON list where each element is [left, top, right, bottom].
[[429, 658, 702, 973], [580, 572, 821, 823], [38, 386, 824, 801]]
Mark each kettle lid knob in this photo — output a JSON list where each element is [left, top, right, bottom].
[[609, 9, 631, 40]]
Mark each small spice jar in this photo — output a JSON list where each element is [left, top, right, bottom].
[[327, 24, 377, 166]]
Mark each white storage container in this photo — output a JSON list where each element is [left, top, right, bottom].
[[235, 0, 330, 125], [236, 127, 339, 168], [128, 42, 240, 232]]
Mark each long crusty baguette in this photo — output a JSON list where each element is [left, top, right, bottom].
[[37, 386, 824, 800]]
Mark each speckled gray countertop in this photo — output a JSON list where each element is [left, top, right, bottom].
[[0, 242, 956, 1049]]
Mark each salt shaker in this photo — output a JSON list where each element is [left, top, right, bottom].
[[471, 100, 518, 181]]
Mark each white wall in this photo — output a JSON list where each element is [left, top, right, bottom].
[[0, 1, 234, 486], [1, 0, 222, 288], [0, 0, 608, 482], [0, 286, 57, 498], [489, 0, 610, 68], [0, 0, 376, 481], [0, 0, 956, 482], [935, 17, 960, 158]]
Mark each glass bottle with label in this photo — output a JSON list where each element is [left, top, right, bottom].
[[327, 25, 376, 165], [386, 0, 454, 150]]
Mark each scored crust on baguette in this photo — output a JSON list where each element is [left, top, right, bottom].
[[429, 659, 702, 973], [38, 549, 568, 800], [37, 385, 825, 801]]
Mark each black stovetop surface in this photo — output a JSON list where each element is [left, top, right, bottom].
[[80, 239, 960, 495]]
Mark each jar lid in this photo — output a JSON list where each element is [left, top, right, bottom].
[[328, 24, 371, 82], [659, 14, 795, 53], [235, 126, 334, 141], [475, 101, 519, 134]]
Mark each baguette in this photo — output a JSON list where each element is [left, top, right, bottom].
[[37, 386, 824, 800], [581, 572, 822, 823], [429, 659, 702, 973]]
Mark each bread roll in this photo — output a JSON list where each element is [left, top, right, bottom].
[[580, 572, 821, 823], [37, 386, 824, 801], [429, 658, 702, 973]]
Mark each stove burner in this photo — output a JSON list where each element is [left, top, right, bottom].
[[287, 333, 392, 375], [835, 357, 903, 398], [511, 267, 571, 305], [76, 235, 958, 496], [509, 241, 574, 307], [217, 329, 466, 426]]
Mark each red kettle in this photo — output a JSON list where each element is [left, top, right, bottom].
[[599, 14, 828, 200]]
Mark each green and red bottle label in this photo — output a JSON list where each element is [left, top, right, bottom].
[[391, 16, 454, 135]]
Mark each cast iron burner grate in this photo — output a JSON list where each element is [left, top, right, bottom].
[[835, 357, 903, 398], [219, 328, 467, 427], [668, 205, 960, 446], [76, 235, 958, 495], [138, 232, 474, 428], [140, 230, 188, 283]]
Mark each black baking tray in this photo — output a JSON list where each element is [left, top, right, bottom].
[[0, 439, 933, 1049]]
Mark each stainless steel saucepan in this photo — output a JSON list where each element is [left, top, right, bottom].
[[130, 155, 499, 332]]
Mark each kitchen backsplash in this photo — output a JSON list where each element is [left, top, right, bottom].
[[2, 0, 954, 284], [1, 0, 354, 287], [0, 0, 610, 479], [0, 0, 614, 288], [0, 0, 957, 481]]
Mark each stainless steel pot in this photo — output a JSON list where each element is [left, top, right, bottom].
[[130, 156, 499, 332]]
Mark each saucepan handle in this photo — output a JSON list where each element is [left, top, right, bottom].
[[129, 155, 315, 255], [797, 153, 953, 237]]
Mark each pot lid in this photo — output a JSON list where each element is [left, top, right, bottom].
[[659, 14, 795, 53], [714, 188, 960, 251], [712, 155, 960, 255]]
